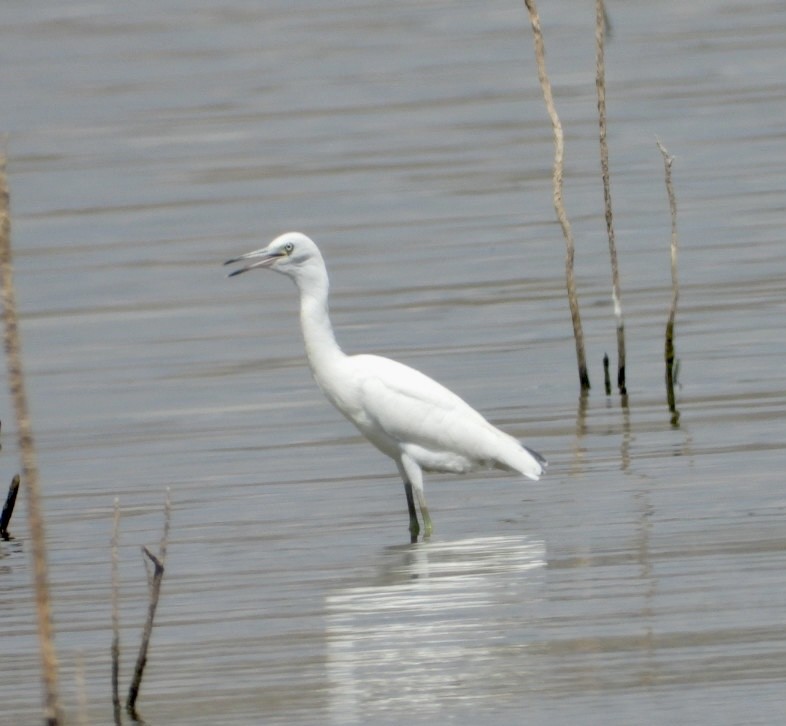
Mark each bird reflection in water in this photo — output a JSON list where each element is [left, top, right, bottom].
[[325, 535, 545, 723]]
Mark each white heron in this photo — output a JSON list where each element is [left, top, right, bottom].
[[225, 232, 546, 539]]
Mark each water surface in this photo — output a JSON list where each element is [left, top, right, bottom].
[[0, 1, 784, 724]]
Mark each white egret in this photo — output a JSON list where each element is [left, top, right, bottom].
[[225, 232, 546, 538]]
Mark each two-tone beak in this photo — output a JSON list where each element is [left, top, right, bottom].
[[224, 246, 282, 277]]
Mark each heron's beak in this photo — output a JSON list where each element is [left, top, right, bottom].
[[224, 246, 283, 277]]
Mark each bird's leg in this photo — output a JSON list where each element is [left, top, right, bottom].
[[399, 455, 432, 540], [414, 488, 433, 539], [404, 481, 420, 541], [398, 458, 423, 541]]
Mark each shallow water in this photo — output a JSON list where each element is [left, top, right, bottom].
[[1, 1, 785, 724]]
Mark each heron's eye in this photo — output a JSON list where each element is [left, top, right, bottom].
[[284, 242, 294, 255]]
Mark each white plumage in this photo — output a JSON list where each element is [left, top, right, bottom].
[[226, 232, 546, 538]]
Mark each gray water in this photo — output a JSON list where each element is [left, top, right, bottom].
[[1, 1, 785, 724]]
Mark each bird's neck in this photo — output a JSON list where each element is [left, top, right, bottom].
[[298, 279, 345, 377]]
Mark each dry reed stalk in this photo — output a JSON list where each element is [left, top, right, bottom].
[[126, 488, 171, 719], [0, 152, 62, 724], [523, 0, 590, 391], [657, 138, 680, 425], [75, 652, 89, 726], [595, 0, 626, 395]]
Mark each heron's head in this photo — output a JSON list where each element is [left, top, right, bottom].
[[225, 232, 325, 286]]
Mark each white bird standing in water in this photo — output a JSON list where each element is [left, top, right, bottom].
[[225, 232, 546, 538]]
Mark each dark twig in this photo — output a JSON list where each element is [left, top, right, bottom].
[[603, 354, 611, 396], [595, 0, 626, 395], [126, 548, 164, 718], [657, 138, 680, 426], [157, 487, 171, 566], [523, 0, 590, 391], [1, 473, 20, 540], [1, 150, 62, 724], [126, 489, 171, 720], [111, 498, 122, 725]]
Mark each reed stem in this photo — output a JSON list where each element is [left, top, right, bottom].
[[524, 0, 590, 391], [0, 150, 62, 725]]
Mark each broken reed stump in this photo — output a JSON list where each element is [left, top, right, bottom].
[[523, 0, 590, 391], [0, 150, 62, 724], [126, 489, 171, 720], [595, 0, 626, 395], [657, 138, 680, 426], [1, 473, 20, 540], [603, 354, 611, 396]]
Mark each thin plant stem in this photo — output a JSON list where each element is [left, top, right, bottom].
[[75, 652, 89, 726], [0, 151, 61, 725], [126, 489, 171, 719], [523, 0, 590, 391], [1, 473, 20, 539], [596, 0, 626, 395], [111, 497, 122, 725], [657, 138, 680, 425]]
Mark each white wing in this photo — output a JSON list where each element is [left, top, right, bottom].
[[345, 354, 544, 478]]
